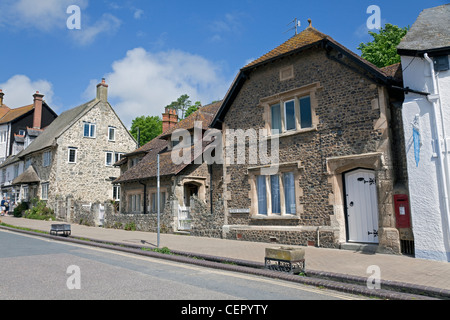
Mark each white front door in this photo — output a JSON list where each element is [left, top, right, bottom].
[[344, 169, 379, 244]]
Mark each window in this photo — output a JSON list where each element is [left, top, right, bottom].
[[151, 191, 166, 213], [255, 172, 296, 216], [270, 96, 312, 134], [129, 194, 141, 213], [83, 122, 96, 138], [257, 176, 267, 215], [23, 186, 29, 201], [105, 152, 113, 166], [108, 126, 116, 141], [271, 104, 281, 134], [18, 130, 26, 136], [14, 164, 19, 179], [43, 151, 52, 167], [41, 183, 49, 200], [284, 100, 296, 131], [299, 96, 312, 129], [283, 172, 296, 214], [113, 185, 120, 201], [68, 148, 77, 163], [115, 152, 125, 164]]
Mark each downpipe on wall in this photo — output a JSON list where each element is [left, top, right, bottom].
[[424, 53, 450, 258]]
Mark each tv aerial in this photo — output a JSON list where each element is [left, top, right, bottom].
[[284, 18, 301, 35]]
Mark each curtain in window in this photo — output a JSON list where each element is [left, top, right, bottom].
[[257, 175, 268, 215], [299, 96, 312, 128], [285, 100, 296, 131], [284, 172, 296, 214], [270, 175, 281, 214], [271, 104, 281, 134]]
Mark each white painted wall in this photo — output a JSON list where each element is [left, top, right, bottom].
[[401, 54, 450, 261], [0, 124, 10, 162]]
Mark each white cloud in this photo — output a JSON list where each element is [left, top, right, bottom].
[[0, 75, 54, 109], [71, 13, 122, 46], [0, 0, 120, 46], [88, 48, 230, 128], [209, 12, 244, 43], [0, 0, 88, 31], [133, 9, 144, 20]]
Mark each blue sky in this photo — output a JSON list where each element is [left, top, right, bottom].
[[0, 0, 446, 127]]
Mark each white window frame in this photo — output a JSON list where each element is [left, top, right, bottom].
[[108, 126, 116, 141], [83, 122, 96, 138], [68, 148, 77, 164], [113, 185, 120, 201], [23, 186, 29, 202], [115, 152, 125, 164], [105, 151, 114, 166], [41, 183, 49, 200]]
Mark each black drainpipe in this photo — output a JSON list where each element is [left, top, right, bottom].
[[139, 181, 147, 214], [208, 164, 213, 215]]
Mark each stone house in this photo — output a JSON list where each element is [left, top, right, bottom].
[[12, 79, 136, 221], [0, 90, 58, 203], [209, 21, 407, 254], [111, 102, 222, 234], [397, 4, 450, 261]]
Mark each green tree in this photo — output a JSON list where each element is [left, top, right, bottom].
[[166, 94, 202, 119], [130, 115, 162, 146], [184, 101, 202, 118], [357, 24, 409, 68]]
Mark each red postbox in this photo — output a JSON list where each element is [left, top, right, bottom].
[[394, 194, 411, 228]]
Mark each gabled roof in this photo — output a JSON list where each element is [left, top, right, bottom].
[[114, 101, 222, 183], [397, 4, 450, 56], [244, 22, 328, 69], [0, 104, 34, 124], [18, 99, 99, 158], [212, 22, 391, 128]]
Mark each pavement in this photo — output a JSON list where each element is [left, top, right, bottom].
[[1, 215, 449, 300]]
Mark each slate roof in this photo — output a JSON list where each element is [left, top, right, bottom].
[[397, 4, 450, 55], [18, 99, 98, 158], [114, 101, 222, 183]]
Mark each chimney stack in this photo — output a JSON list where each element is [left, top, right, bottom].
[[0, 90, 4, 106], [162, 107, 178, 133], [33, 91, 44, 129], [96, 78, 108, 102]]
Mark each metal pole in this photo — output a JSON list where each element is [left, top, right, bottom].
[[157, 154, 160, 248]]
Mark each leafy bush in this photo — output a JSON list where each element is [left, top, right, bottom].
[[24, 200, 55, 221], [13, 202, 29, 217]]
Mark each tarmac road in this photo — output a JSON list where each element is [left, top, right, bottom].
[[0, 229, 366, 301]]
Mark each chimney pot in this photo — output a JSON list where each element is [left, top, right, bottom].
[[0, 90, 4, 106]]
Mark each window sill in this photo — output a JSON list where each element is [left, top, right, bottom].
[[250, 214, 300, 220], [264, 125, 317, 140]]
